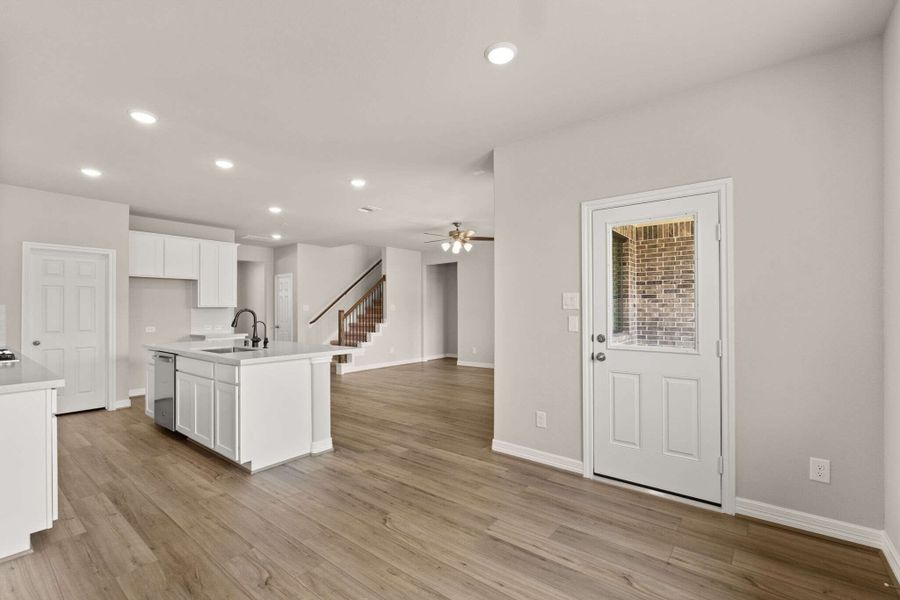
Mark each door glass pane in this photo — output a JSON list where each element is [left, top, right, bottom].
[[609, 217, 696, 350]]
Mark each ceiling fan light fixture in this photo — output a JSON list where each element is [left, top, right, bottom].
[[451, 240, 462, 254], [441, 241, 451, 252], [463, 242, 473, 252]]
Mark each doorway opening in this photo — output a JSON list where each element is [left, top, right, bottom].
[[423, 262, 458, 361]]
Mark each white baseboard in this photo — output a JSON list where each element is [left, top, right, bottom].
[[128, 387, 145, 398], [883, 531, 900, 584], [311, 438, 333, 455], [110, 399, 131, 411], [491, 439, 583, 474], [735, 498, 884, 548], [457, 360, 494, 369], [423, 353, 458, 361], [336, 357, 424, 375]]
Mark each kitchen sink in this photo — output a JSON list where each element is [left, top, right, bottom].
[[202, 346, 259, 354]]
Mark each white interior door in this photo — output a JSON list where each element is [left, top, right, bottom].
[[23, 245, 110, 414], [274, 273, 293, 342], [592, 192, 722, 504]]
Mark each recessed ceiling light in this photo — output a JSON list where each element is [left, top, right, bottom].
[[271, 233, 282, 240], [485, 42, 517, 65], [80, 167, 102, 178], [129, 110, 157, 125], [215, 159, 234, 170], [350, 178, 367, 189], [268, 206, 282, 214]]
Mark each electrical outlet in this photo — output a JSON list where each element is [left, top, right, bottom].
[[472, 347, 478, 354], [568, 315, 579, 333], [144, 326, 156, 333], [535, 411, 547, 429], [809, 457, 830, 484], [302, 304, 310, 312]]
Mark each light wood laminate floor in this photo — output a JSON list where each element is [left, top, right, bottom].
[[1, 358, 897, 599]]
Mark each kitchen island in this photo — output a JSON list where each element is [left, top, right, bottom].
[[143, 340, 357, 472], [0, 352, 63, 561]]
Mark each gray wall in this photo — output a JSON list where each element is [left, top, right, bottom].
[[128, 278, 192, 390], [237, 244, 275, 337], [493, 39, 884, 528], [884, 5, 900, 549], [236, 261, 266, 335], [424, 246, 494, 365], [0, 184, 131, 404]]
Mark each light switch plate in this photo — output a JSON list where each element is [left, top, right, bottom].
[[144, 326, 156, 334], [568, 315, 579, 333], [562, 292, 579, 310], [535, 411, 547, 429]]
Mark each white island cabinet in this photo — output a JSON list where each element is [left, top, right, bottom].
[[145, 341, 356, 472], [0, 353, 63, 561]]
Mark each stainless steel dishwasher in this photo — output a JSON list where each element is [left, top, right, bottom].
[[152, 352, 176, 431]]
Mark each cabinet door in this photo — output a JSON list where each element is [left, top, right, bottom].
[[197, 241, 220, 307], [175, 372, 195, 436], [164, 237, 199, 279], [129, 231, 164, 277], [217, 243, 237, 307], [214, 382, 239, 460], [193, 377, 215, 449]]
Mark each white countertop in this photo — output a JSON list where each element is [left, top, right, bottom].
[[0, 350, 65, 394], [144, 340, 359, 366]]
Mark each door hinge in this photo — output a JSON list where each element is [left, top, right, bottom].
[[716, 223, 723, 241], [716, 339, 723, 357], [718, 456, 724, 475]]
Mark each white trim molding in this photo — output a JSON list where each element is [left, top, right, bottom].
[[580, 178, 736, 514], [129, 387, 146, 398], [111, 399, 131, 411], [491, 439, 583, 474], [423, 353, 458, 361], [883, 531, 900, 584], [735, 498, 884, 548], [311, 437, 334, 455], [457, 360, 494, 369], [336, 357, 424, 375]]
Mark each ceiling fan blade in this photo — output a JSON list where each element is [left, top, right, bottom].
[[423, 232, 445, 237], [469, 236, 494, 241], [465, 230, 476, 237], [424, 239, 445, 243]]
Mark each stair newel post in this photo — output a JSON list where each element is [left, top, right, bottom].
[[338, 309, 345, 347]]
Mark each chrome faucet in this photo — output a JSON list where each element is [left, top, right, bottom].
[[231, 308, 266, 348]]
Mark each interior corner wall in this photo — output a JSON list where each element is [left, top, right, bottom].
[[424, 263, 458, 359], [493, 39, 884, 528], [0, 184, 131, 404], [883, 4, 900, 555]]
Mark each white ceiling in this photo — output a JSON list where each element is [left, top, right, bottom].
[[0, 0, 894, 249]]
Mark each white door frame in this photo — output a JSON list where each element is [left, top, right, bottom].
[[580, 179, 735, 514], [21, 242, 117, 411], [274, 272, 294, 342]]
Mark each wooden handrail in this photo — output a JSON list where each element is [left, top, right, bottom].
[[345, 275, 386, 316], [308, 259, 382, 325]]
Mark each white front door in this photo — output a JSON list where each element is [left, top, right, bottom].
[[274, 273, 293, 342], [592, 192, 722, 504], [23, 245, 110, 414]]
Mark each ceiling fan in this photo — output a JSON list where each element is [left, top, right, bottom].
[[424, 222, 494, 254]]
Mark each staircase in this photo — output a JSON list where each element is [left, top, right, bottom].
[[331, 274, 386, 364]]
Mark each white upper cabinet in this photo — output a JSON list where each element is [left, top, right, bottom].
[[163, 236, 199, 279], [129, 231, 236, 307], [198, 240, 238, 308], [129, 231, 165, 277]]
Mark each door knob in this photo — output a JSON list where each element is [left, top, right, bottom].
[[32, 340, 41, 346], [594, 352, 606, 362]]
